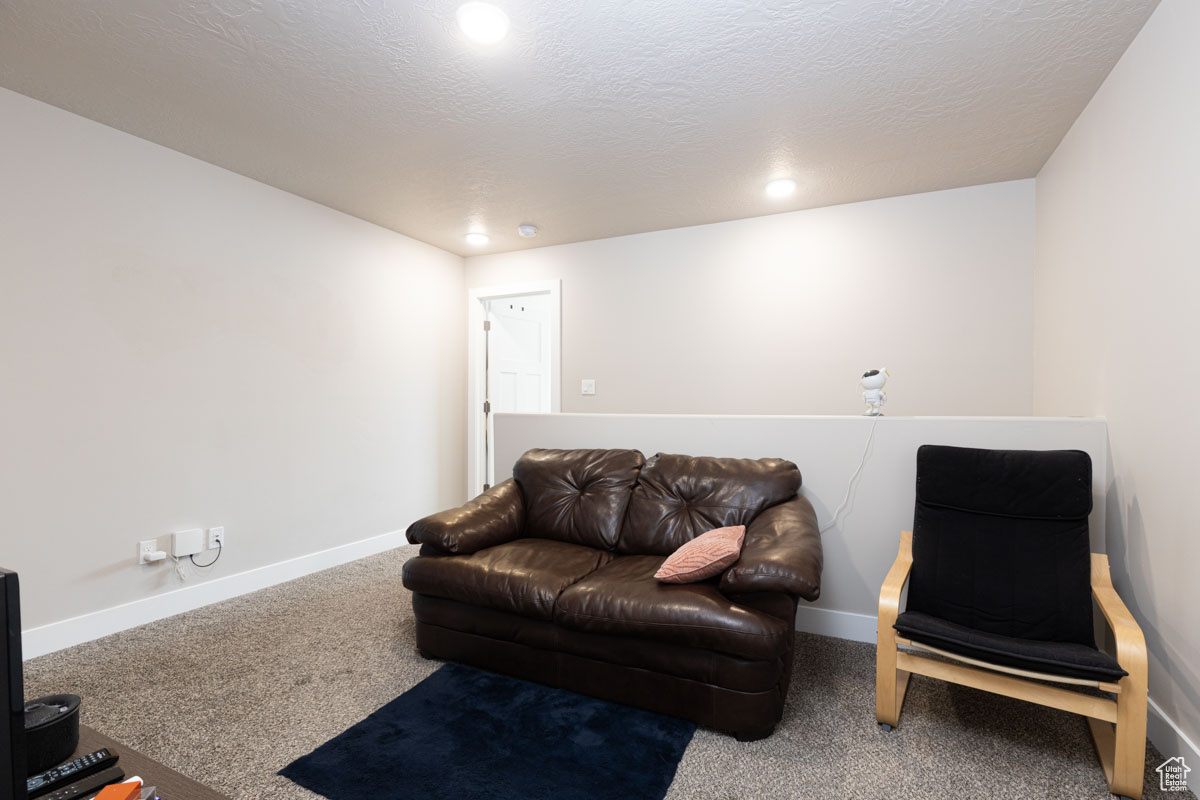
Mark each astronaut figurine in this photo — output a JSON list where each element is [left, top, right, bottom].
[[861, 368, 890, 416]]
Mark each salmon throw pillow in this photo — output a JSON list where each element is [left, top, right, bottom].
[[654, 525, 746, 583]]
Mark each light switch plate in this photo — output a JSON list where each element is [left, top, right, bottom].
[[581, 379, 596, 395], [171, 528, 205, 558]]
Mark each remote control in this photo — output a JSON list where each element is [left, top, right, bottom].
[[33, 765, 125, 800], [27, 749, 119, 797]]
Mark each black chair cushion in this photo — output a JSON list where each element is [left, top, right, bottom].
[[895, 610, 1127, 682], [915, 444, 1092, 519], [907, 445, 1096, 646]]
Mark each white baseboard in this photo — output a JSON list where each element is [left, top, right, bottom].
[[1148, 696, 1200, 767], [22, 528, 409, 660], [794, 605, 878, 644], [793, 605, 1199, 769]]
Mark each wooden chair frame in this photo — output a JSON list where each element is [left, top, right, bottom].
[[876, 530, 1148, 800]]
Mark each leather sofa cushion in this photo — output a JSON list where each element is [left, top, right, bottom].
[[514, 448, 644, 549], [554, 555, 791, 661], [895, 610, 1127, 682], [412, 594, 785, 694], [618, 453, 801, 555], [402, 539, 613, 620]]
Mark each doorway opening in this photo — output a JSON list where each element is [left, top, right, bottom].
[[467, 280, 561, 497]]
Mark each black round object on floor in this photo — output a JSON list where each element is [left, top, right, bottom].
[[24, 693, 81, 774]]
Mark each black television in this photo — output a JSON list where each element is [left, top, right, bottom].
[[1, 568, 25, 800]]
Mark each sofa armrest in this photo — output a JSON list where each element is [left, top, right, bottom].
[[405, 479, 524, 555], [723, 591, 799, 624], [719, 495, 822, 601]]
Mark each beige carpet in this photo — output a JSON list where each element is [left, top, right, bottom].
[[25, 546, 1193, 800]]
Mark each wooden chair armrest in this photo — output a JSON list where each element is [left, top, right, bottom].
[[1091, 553, 1147, 673], [1091, 553, 1148, 797], [878, 530, 914, 627], [876, 531, 914, 726]]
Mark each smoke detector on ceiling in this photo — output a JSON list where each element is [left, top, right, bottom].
[[517, 224, 538, 238]]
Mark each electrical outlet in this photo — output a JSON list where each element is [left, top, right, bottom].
[[138, 539, 165, 565], [581, 379, 596, 395], [207, 526, 225, 550]]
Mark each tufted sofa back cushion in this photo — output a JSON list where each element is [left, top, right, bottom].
[[617, 453, 801, 555], [513, 448, 645, 549]]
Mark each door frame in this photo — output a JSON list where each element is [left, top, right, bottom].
[[466, 279, 562, 498]]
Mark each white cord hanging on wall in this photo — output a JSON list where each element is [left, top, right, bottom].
[[821, 414, 880, 534], [820, 368, 893, 533]]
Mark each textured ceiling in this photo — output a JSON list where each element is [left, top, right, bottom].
[[0, 0, 1158, 256]]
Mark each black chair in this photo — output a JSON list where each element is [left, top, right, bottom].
[[876, 445, 1147, 800]]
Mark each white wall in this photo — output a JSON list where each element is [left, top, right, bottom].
[[1034, 0, 1200, 762], [467, 180, 1036, 417], [493, 413, 1108, 631], [0, 88, 466, 633]]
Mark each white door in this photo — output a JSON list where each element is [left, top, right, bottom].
[[483, 294, 551, 486], [487, 295, 550, 415]]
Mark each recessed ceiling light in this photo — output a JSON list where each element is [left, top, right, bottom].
[[765, 178, 797, 198], [465, 232, 490, 247], [457, 2, 509, 45], [517, 224, 538, 238]]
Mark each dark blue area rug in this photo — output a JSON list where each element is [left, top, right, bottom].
[[279, 662, 696, 800]]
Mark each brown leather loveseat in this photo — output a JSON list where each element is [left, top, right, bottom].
[[401, 448, 823, 740]]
